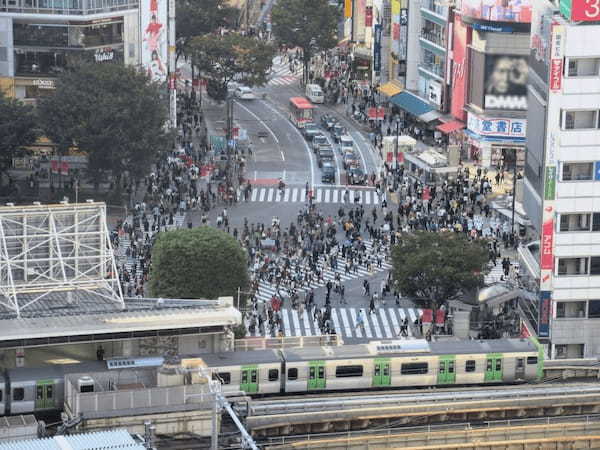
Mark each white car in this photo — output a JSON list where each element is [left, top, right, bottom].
[[235, 86, 255, 100]]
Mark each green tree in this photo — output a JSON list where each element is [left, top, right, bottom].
[[271, 0, 338, 84], [187, 33, 275, 100], [0, 90, 39, 187], [149, 227, 249, 302], [391, 232, 489, 310], [38, 63, 171, 190]]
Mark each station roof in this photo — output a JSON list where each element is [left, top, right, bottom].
[[0, 429, 146, 450], [0, 296, 241, 348]]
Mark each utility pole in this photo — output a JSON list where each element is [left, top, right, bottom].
[[511, 158, 517, 238], [245, 0, 250, 32]]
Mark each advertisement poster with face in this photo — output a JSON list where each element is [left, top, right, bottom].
[[484, 55, 528, 110], [141, 0, 167, 83], [460, 0, 532, 23]]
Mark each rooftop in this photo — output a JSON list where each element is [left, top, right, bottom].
[[0, 429, 145, 450]]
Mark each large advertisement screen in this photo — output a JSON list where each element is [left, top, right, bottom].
[[141, 0, 168, 83], [484, 55, 528, 110], [461, 0, 533, 23]]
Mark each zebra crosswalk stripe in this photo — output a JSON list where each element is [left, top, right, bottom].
[[249, 187, 380, 205], [378, 308, 393, 338]]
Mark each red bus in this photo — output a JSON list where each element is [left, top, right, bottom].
[[289, 96, 314, 128]]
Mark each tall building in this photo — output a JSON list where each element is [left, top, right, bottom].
[[0, 0, 174, 107], [523, 0, 600, 358]]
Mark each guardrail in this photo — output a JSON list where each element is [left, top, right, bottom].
[[234, 335, 342, 351]]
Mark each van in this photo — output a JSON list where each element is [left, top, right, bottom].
[[339, 135, 354, 153], [235, 86, 255, 100], [305, 84, 324, 104]]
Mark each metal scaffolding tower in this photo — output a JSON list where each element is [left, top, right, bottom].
[[0, 201, 124, 318]]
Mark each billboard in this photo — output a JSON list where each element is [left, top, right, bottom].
[[484, 55, 528, 110], [141, 0, 168, 83], [460, 0, 533, 23], [561, 0, 600, 22], [530, 0, 554, 84], [450, 14, 469, 121]]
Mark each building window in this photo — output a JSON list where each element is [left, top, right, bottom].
[[13, 388, 24, 401], [555, 343, 584, 359], [588, 300, 600, 318], [527, 357, 538, 365], [560, 213, 592, 231], [465, 360, 476, 372], [557, 257, 588, 275], [567, 58, 600, 77], [591, 257, 600, 275], [287, 368, 298, 380], [562, 162, 594, 181], [400, 362, 429, 375], [268, 369, 279, 381], [335, 365, 364, 378], [556, 301, 586, 318], [593, 213, 600, 231], [563, 110, 599, 130]]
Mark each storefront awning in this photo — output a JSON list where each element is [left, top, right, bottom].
[[390, 91, 433, 118], [436, 119, 465, 134], [378, 81, 403, 97], [419, 110, 442, 123]]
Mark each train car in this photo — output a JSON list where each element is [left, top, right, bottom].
[[201, 350, 282, 395]]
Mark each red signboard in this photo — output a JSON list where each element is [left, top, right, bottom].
[[365, 6, 373, 27], [550, 59, 563, 91], [541, 218, 554, 270], [392, 23, 400, 40], [571, 0, 600, 21]]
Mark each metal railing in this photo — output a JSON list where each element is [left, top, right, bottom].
[[234, 334, 342, 351]]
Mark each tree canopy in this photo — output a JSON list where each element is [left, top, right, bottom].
[[187, 33, 275, 100], [0, 90, 39, 184], [37, 62, 171, 186], [149, 226, 249, 301], [391, 232, 489, 310], [176, 0, 238, 58], [271, 0, 338, 83]]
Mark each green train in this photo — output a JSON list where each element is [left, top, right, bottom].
[[203, 338, 544, 395]]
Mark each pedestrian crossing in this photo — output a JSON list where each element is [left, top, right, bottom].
[[268, 60, 299, 86], [244, 307, 423, 339], [248, 187, 382, 205], [484, 261, 520, 285], [252, 241, 392, 305]]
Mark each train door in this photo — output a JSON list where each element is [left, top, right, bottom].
[[485, 354, 503, 382], [373, 358, 391, 387], [308, 361, 326, 390], [437, 356, 456, 385], [240, 366, 259, 393], [515, 357, 525, 379], [35, 380, 55, 410]]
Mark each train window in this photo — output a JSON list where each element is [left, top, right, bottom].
[[47, 385, 53, 399], [448, 361, 454, 374], [13, 388, 24, 401], [268, 369, 279, 381], [465, 360, 476, 372], [0, 389, 3, 402], [495, 360, 502, 371], [527, 357, 538, 365], [241, 372, 248, 384], [287, 368, 298, 380], [251, 371, 257, 383], [486, 360, 492, 371], [335, 365, 364, 378], [400, 363, 428, 375], [213, 373, 231, 385], [516, 358, 524, 369]]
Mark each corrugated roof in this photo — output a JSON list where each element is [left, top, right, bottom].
[[0, 429, 146, 450]]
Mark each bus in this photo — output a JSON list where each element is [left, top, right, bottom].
[[289, 96, 315, 128]]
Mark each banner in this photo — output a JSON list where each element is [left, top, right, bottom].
[[373, 24, 382, 72], [538, 291, 551, 338], [345, 0, 352, 18], [141, 0, 168, 82], [540, 218, 554, 270], [461, 0, 533, 23], [549, 24, 565, 92], [365, 6, 373, 27]]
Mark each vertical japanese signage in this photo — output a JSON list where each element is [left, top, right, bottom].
[[550, 24, 565, 92], [373, 24, 382, 72], [345, 0, 352, 18], [365, 6, 373, 27], [141, 0, 168, 82], [451, 15, 468, 121], [391, 0, 400, 57]]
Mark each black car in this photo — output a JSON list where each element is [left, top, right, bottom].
[[332, 124, 346, 143], [347, 164, 366, 185], [321, 114, 337, 131], [321, 161, 336, 183], [303, 122, 320, 141]]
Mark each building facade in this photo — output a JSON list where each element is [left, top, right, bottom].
[[524, 0, 600, 358]]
